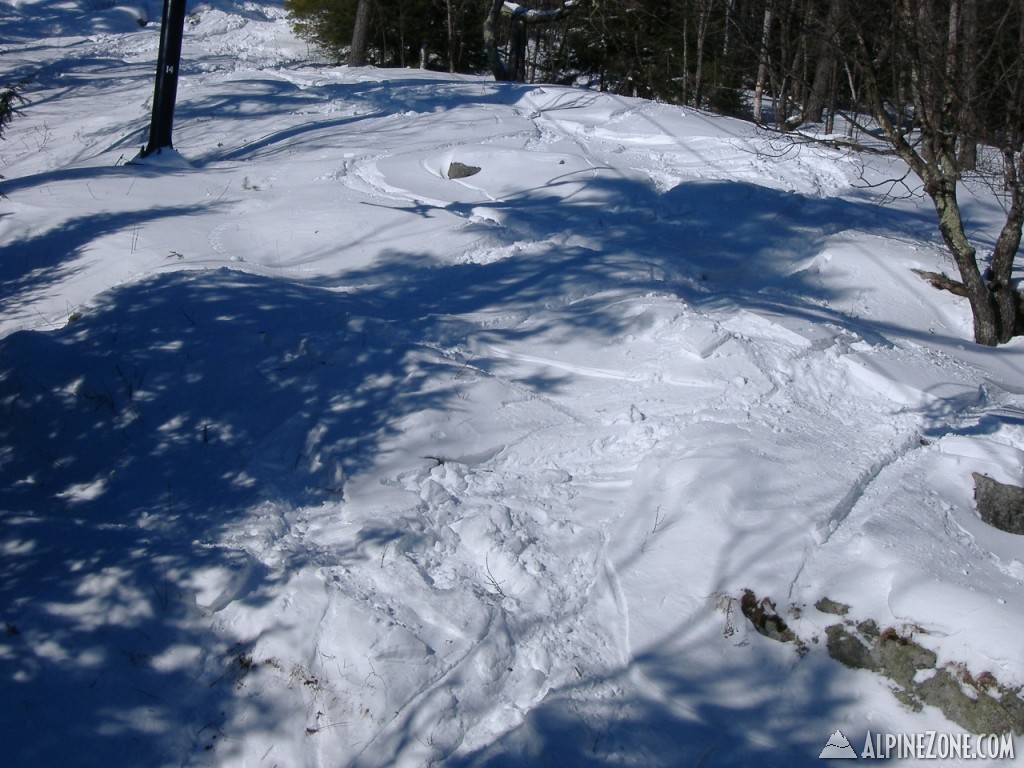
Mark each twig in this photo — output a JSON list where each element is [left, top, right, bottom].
[[484, 556, 507, 598], [150, 563, 170, 610], [911, 268, 968, 297], [640, 505, 667, 554], [305, 720, 349, 735], [652, 504, 665, 533]]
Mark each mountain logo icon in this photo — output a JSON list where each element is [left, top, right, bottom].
[[819, 729, 858, 759]]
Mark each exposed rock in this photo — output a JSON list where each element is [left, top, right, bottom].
[[815, 597, 850, 616], [744, 591, 1024, 734], [740, 589, 798, 644], [447, 161, 481, 180], [826, 623, 878, 671], [874, 628, 938, 689], [826, 623, 1024, 735], [973, 472, 1024, 535], [918, 666, 1024, 736]]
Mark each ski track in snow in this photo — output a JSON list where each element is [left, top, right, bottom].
[[3, 3, 1024, 767]]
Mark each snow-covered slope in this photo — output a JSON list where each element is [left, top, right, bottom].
[[2, 2, 1022, 766]]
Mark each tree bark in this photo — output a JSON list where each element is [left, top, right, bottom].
[[928, 175, 1002, 345], [753, 4, 772, 123], [693, 0, 712, 106], [722, 0, 736, 57], [803, 0, 842, 123], [508, 14, 527, 81], [842, 0, 1022, 345], [349, 0, 371, 67], [485, 1, 578, 83], [484, 0, 511, 80], [989, 149, 1024, 341], [444, 0, 454, 72], [953, 0, 979, 169]]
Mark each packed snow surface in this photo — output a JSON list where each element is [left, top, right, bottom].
[[2, 2, 1023, 766]]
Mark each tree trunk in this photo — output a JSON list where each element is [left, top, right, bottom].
[[956, 0, 979, 170], [989, 149, 1024, 341], [445, 0, 455, 73], [818, 0, 1024, 345], [682, 13, 689, 104], [529, 24, 542, 82], [722, 0, 736, 57], [825, 59, 838, 133], [754, 4, 772, 123], [803, 0, 841, 123], [349, 0, 371, 67], [928, 175, 1002, 345], [693, 0, 711, 107], [485, 1, 578, 83], [484, 0, 511, 80], [508, 15, 527, 81]]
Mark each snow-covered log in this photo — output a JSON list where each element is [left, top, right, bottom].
[[486, 0, 578, 82], [502, 0, 578, 23]]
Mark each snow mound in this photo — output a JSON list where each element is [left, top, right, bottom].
[[2, 3, 1023, 766]]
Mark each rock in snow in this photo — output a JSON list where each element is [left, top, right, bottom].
[[0, 2, 1022, 766]]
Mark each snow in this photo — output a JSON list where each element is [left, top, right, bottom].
[[1, 2, 1023, 766]]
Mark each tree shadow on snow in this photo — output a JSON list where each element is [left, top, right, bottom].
[[0, 202, 210, 315], [448, 632, 881, 767], [0, 273, 364, 764], [1, 0, 287, 43], [327, 174, 949, 351], [0, 160, 947, 764], [182, 76, 538, 165]]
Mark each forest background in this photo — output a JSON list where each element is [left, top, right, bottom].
[[284, 0, 1024, 347]]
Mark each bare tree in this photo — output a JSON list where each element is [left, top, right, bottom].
[[484, 0, 508, 79], [349, 0, 372, 66], [803, 0, 842, 124], [753, 1, 773, 123], [832, 0, 1024, 345], [484, 0, 578, 82], [445, 0, 456, 72], [691, 0, 713, 106], [953, 0, 979, 170]]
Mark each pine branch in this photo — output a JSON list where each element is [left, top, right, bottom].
[[0, 80, 27, 140]]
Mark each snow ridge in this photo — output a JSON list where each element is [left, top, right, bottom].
[[1, 3, 1023, 766]]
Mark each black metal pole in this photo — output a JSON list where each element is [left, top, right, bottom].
[[141, 0, 188, 157]]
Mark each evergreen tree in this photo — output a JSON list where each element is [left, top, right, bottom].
[[0, 80, 25, 141], [285, 0, 486, 71]]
